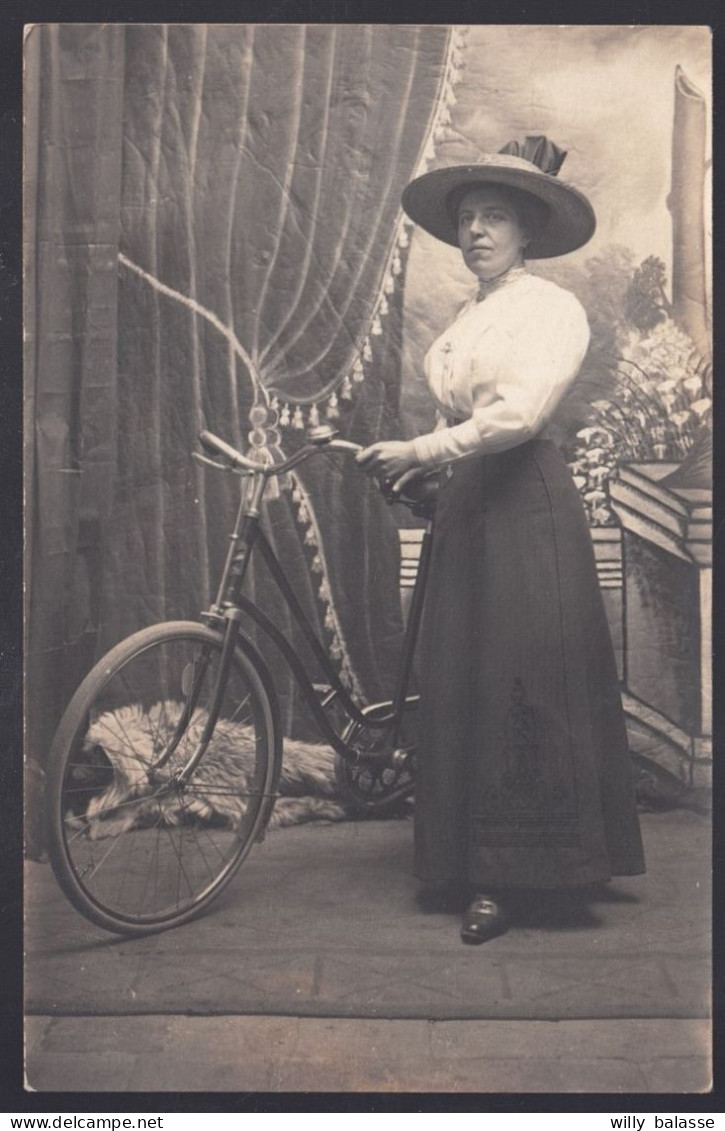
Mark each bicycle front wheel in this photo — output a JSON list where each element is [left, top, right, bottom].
[[46, 621, 280, 935]]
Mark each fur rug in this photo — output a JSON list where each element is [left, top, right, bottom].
[[71, 700, 348, 840], [52, 701, 708, 852]]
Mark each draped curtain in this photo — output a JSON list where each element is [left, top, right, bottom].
[[26, 23, 453, 782]]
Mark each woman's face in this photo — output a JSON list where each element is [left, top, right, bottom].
[[457, 187, 528, 282]]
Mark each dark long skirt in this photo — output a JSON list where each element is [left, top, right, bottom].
[[414, 439, 646, 888]]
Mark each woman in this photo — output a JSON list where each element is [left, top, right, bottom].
[[357, 136, 645, 945]]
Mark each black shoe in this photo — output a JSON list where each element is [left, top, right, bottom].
[[460, 894, 508, 945]]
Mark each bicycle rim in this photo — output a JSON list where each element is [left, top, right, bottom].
[[46, 623, 278, 935]]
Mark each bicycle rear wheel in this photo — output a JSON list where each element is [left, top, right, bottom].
[[46, 621, 280, 935]]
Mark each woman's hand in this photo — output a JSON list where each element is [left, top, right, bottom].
[[355, 440, 421, 492]]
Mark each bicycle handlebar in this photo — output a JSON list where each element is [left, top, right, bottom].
[[195, 427, 436, 516], [197, 427, 362, 478]]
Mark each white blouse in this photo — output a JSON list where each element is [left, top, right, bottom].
[[412, 271, 590, 469]]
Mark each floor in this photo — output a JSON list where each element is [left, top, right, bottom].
[[25, 1016, 711, 1094], [24, 806, 712, 1094]]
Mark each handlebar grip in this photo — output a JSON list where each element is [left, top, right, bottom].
[[198, 430, 247, 468]]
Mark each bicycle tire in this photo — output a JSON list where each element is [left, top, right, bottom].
[[334, 698, 417, 816], [45, 620, 281, 936]]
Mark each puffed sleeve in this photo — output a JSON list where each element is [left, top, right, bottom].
[[413, 287, 590, 468]]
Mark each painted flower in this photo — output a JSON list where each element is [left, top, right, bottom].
[[588, 465, 612, 485], [690, 399, 712, 418], [576, 426, 610, 445]]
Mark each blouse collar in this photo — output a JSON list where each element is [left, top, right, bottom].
[[476, 264, 528, 302]]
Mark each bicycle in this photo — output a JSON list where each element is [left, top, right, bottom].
[[45, 425, 437, 935]]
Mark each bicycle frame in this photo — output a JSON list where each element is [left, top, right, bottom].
[[192, 461, 434, 771]]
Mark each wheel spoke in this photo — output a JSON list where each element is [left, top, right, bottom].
[[181, 787, 267, 798], [88, 715, 146, 764], [83, 824, 129, 883], [161, 814, 194, 905], [48, 627, 275, 933], [226, 693, 252, 726], [136, 810, 165, 916], [92, 710, 150, 769]]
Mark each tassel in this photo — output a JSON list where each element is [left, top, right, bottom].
[[392, 251, 402, 276], [248, 427, 267, 449], [292, 405, 304, 429], [340, 375, 353, 400], [308, 404, 320, 427], [339, 656, 354, 688], [327, 392, 340, 419], [279, 403, 291, 427], [311, 553, 323, 573], [304, 527, 316, 546], [371, 314, 382, 336], [379, 294, 389, 318]]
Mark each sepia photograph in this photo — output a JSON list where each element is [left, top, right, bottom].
[[23, 22, 712, 1095]]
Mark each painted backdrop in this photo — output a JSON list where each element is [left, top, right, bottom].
[[25, 26, 712, 854], [25, 24, 455, 787]]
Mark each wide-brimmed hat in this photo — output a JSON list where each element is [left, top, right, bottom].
[[401, 136, 595, 259]]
